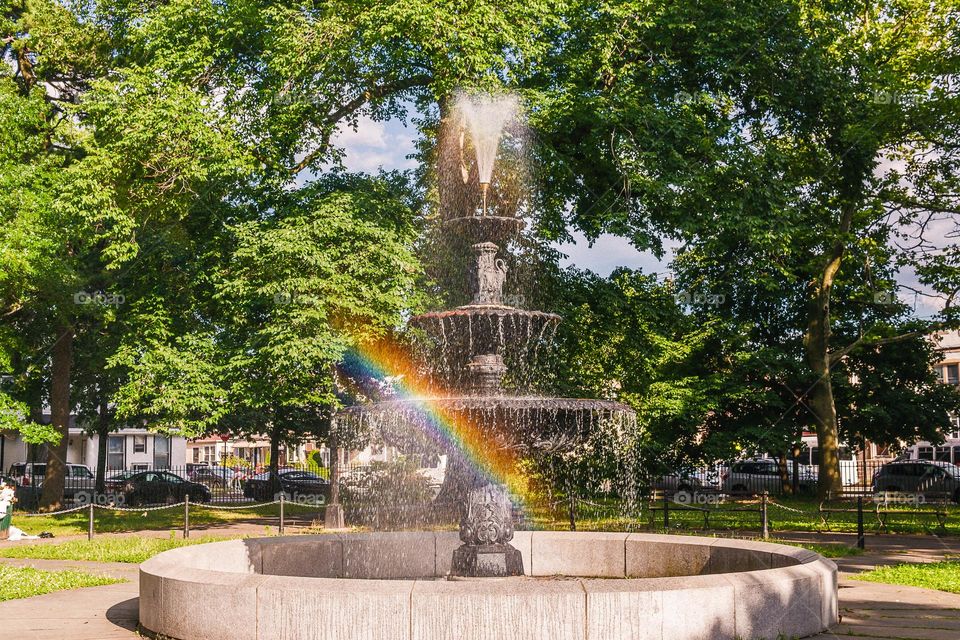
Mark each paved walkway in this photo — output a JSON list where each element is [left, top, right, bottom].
[[0, 558, 138, 640], [2, 532, 960, 638]]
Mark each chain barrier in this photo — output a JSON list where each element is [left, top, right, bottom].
[[94, 501, 187, 513], [15, 499, 288, 516], [191, 500, 283, 510], [767, 500, 807, 514], [16, 504, 91, 517]]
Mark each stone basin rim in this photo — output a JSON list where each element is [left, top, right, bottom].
[[139, 531, 838, 640]]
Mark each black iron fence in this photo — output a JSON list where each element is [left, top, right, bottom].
[[6, 462, 353, 510], [650, 458, 960, 497]]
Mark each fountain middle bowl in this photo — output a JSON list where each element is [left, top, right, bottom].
[[139, 531, 838, 640]]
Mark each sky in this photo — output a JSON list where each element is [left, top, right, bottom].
[[332, 115, 945, 318], [331, 115, 671, 277]]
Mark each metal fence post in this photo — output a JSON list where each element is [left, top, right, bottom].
[[88, 503, 94, 541], [857, 496, 865, 550], [662, 491, 670, 529], [279, 492, 285, 535], [761, 491, 769, 539], [184, 494, 190, 539], [568, 492, 576, 532]]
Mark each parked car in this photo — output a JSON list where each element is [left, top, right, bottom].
[[872, 460, 960, 502], [190, 466, 236, 489], [652, 471, 704, 492], [118, 471, 211, 506], [722, 459, 816, 495], [6, 463, 96, 506], [242, 469, 330, 502]]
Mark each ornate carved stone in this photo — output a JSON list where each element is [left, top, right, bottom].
[[451, 482, 523, 577], [471, 242, 508, 306], [459, 483, 515, 545], [465, 353, 507, 394]]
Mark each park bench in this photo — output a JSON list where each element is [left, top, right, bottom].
[[648, 490, 713, 528], [818, 492, 948, 532], [647, 490, 765, 532]]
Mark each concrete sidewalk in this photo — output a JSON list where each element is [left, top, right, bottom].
[[0, 558, 138, 640], [2, 533, 960, 639]]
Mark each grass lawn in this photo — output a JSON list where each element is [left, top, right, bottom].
[[529, 495, 960, 536], [0, 535, 241, 563], [11, 501, 324, 538], [770, 539, 863, 558], [0, 565, 123, 601], [854, 561, 960, 593]]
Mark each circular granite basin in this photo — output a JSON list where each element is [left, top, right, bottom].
[[139, 531, 837, 640]]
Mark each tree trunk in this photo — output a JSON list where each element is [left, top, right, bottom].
[[267, 417, 282, 496], [328, 436, 340, 506], [805, 266, 844, 498], [95, 394, 109, 495], [777, 452, 792, 495], [40, 327, 73, 510]]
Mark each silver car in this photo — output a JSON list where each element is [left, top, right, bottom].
[[722, 459, 816, 495]]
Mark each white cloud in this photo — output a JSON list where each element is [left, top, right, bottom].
[[332, 116, 417, 174], [555, 231, 675, 277]]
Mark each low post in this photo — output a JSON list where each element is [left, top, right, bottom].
[[857, 496, 865, 550], [761, 491, 770, 539], [88, 503, 94, 541], [662, 491, 670, 529], [183, 494, 190, 539], [279, 492, 285, 535], [567, 492, 576, 532]]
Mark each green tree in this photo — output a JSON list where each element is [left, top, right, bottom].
[[526, 0, 960, 495]]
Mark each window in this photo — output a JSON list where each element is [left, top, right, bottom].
[[133, 435, 147, 454], [107, 436, 124, 470], [153, 436, 170, 470], [918, 446, 935, 461], [936, 447, 952, 463], [132, 463, 148, 472], [946, 364, 960, 385], [193, 448, 200, 463]]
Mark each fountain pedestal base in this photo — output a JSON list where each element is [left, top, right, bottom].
[[451, 543, 523, 577]]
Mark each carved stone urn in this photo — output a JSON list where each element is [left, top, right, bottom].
[[471, 242, 508, 306], [451, 483, 524, 577]]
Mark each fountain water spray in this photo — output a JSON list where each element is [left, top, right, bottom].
[[455, 92, 520, 215], [334, 89, 637, 579]]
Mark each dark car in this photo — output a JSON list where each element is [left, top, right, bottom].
[[119, 471, 211, 506], [872, 460, 960, 502], [242, 469, 330, 502]]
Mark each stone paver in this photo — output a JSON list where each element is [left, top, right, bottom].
[[1, 533, 960, 639]]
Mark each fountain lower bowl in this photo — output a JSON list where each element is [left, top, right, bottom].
[[139, 531, 837, 640]]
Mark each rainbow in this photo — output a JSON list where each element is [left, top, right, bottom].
[[338, 338, 532, 506]]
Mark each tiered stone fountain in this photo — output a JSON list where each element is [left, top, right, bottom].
[[138, 92, 838, 640], [337, 91, 636, 577]]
